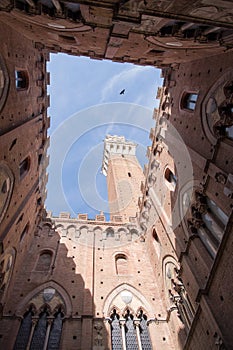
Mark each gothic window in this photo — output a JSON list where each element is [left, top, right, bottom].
[[106, 227, 114, 238], [181, 93, 198, 111], [109, 308, 152, 349], [47, 310, 63, 350], [20, 223, 29, 242], [30, 309, 48, 349], [111, 310, 122, 350], [125, 310, 138, 350], [19, 157, 30, 180], [152, 228, 161, 258], [165, 261, 194, 330], [138, 311, 152, 350], [14, 290, 65, 350], [190, 192, 228, 258], [164, 167, 177, 191], [14, 308, 34, 350], [15, 70, 28, 90], [115, 254, 128, 275], [35, 251, 52, 272]]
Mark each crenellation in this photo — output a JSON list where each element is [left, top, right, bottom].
[[0, 3, 233, 350]]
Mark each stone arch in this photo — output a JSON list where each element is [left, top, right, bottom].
[[79, 225, 88, 236], [55, 224, 64, 230], [178, 179, 199, 240], [162, 255, 179, 304], [122, 305, 135, 317], [106, 227, 115, 238], [103, 283, 154, 318], [67, 224, 76, 238], [135, 306, 148, 317], [109, 305, 121, 316], [93, 225, 103, 233], [16, 281, 72, 317], [34, 249, 54, 272]]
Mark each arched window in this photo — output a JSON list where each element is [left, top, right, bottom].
[[14, 307, 34, 350], [106, 227, 115, 238], [14, 289, 65, 350], [164, 261, 194, 330], [109, 307, 152, 349], [20, 223, 29, 242], [152, 228, 161, 258], [30, 308, 48, 349], [115, 254, 128, 275], [181, 93, 198, 111], [164, 167, 177, 191], [47, 309, 64, 349], [138, 310, 152, 350], [19, 156, 30, 180], [110, 310, 122, 350], [35, 251, 53, 272], [15, 70, 29, 90], [124, 310, 138, 350], [190, 193, 229, 258]]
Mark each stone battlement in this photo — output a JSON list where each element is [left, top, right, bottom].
[[46, 211, 138, 225], [102, 134, 137, 176]]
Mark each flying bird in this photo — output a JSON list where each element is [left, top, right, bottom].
[[120, 89, 125, 95]]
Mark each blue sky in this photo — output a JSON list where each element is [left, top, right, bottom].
[[46, 54, 162, 219]]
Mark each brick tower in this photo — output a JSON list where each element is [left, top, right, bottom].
[[102, 135, 144, 221]]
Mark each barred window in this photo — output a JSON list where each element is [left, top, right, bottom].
[[125, 311, 138, 350], [181, 93, 198, 111], [14, 306, 63, 350], [138, 311, 152, 350], [14, 308, 34, 350], [47, 310, 63, 350], [15, 70, 28, 90], [111, 310, 122, 350]]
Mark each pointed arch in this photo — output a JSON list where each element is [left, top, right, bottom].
[[15, 281, 72, 317], [103, 283, 154, 317]]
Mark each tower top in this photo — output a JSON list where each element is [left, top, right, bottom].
[[102, 135, 137, 176]]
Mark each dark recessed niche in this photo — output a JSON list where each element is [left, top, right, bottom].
[[73, 336, 77, 340], [9, 138, 17, 151]]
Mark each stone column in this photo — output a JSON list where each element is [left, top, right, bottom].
[[119, 319, 126, 350], [26, 317, 38, 350], [134, 319, 142, 350], [43, 317, 54, 350]]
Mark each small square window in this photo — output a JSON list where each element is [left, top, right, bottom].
[[181, 93, 198, 111], [15, 70, 28, 90]]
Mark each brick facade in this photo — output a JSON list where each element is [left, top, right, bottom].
[[0, 1, 233, 349]]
